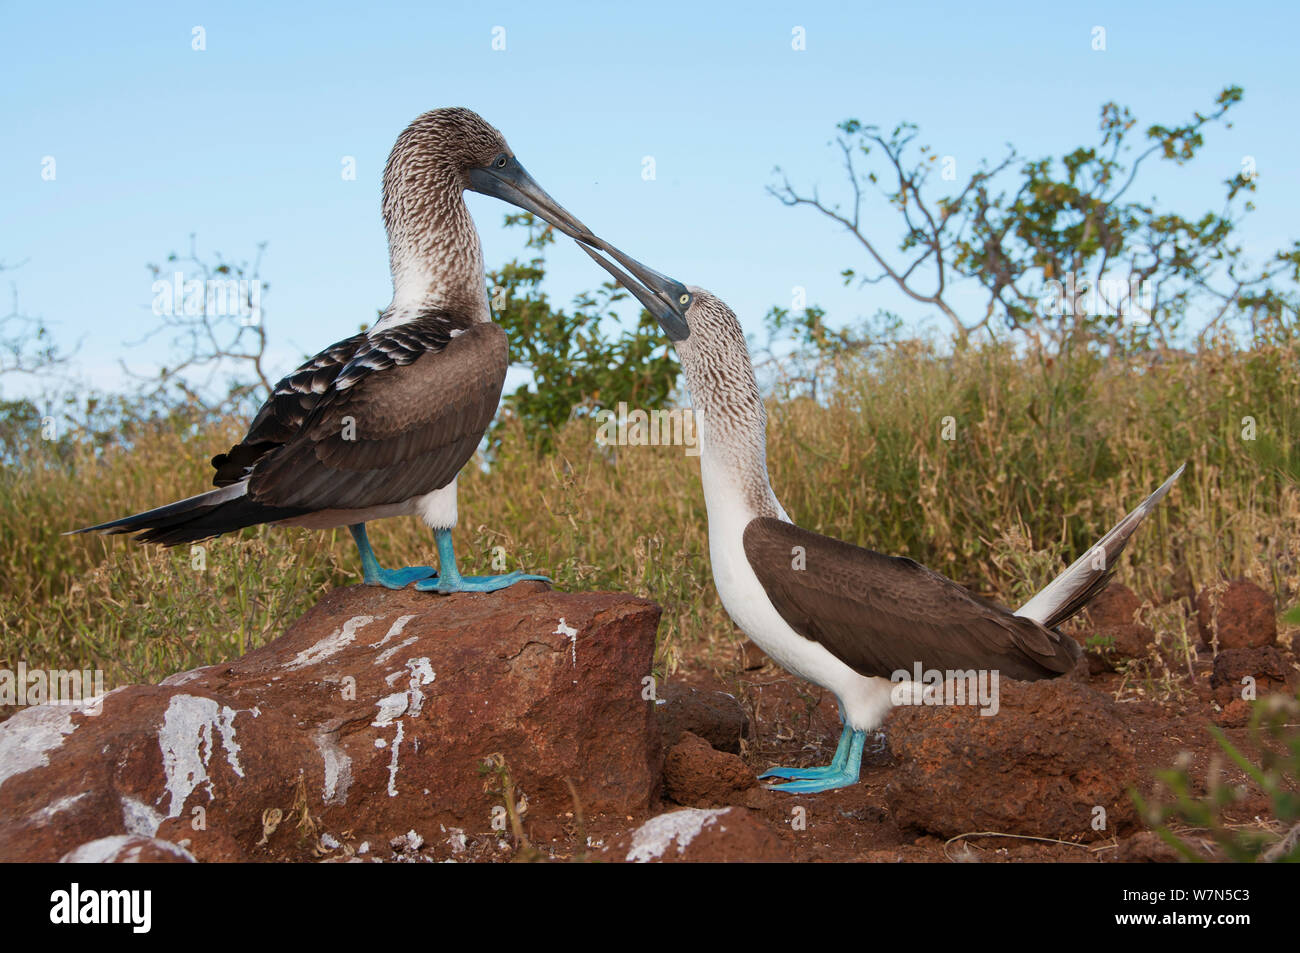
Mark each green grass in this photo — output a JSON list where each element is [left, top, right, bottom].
[[3, 334, 1297, 693]]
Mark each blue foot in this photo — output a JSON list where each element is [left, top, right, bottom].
[[368, 565, 438, 589], [349, 524, 437, 589], [758, 764, 845, 781], [763, 769, 861, 794], [413, 529, 550, 594], [764, 727, 866, 794], [759, 722, 854, 780], [415, 571, 550, 594]]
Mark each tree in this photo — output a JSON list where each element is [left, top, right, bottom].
[[130, 235, 273, 414], [0, 260, 70, 379], [770, 86, 1298, 351]]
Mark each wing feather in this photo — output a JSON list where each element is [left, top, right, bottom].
[[742, 518, 1080, 680], [211, 331, 368, 486], [247, 320, 506, 511]]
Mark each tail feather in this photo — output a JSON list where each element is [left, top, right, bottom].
[[67, 482, 309, 547], [1015, 464, 1185, 629]]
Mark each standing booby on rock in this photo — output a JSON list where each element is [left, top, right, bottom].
[[71, 108, 592, 594], [576, 239, 1184, 792]]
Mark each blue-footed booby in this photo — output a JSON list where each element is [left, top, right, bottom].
[[576, 238, 1184, 793], [72, 108, 592, 594]]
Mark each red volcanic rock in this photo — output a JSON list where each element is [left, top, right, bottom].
[[656, 681, 749, 753], [0, 584, 662, 862], [1196, 580, 1277, 650], [884, 677, 1140, 842], [1087, 583, 1143, 629], [599, 806, 789, 862], [1072, 583, 1155, 672], [1209, 645, 1293, 708], [663, 731, 755, 807], [1214, 698, 1253, 729]]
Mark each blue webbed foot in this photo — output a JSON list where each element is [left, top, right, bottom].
[[763, 769, 861, 794], [414, 571, 550, 594], [758, 764, 845, 781], [366, 565, 438, 589], [762, 726, 866, 794], [415, 529, 550, 594]]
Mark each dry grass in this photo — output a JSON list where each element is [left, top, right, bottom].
[[2, 336, 1297, 691]]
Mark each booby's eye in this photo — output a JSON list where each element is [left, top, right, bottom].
[[679, 293, 691, 306], [494, 155, 508, 169]]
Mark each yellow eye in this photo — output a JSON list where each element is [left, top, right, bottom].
[[495, 155, 508, 168], [679, 294, 690, 305]]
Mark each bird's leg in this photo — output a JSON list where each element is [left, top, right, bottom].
[[414, 528, 550, 594], [758, 722, 853, 781], [349, 524, 437, 588], [762, 728, 866, 793]]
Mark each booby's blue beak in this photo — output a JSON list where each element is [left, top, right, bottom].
[[467, 156, 594, 241], [575, 238, 692, 341]]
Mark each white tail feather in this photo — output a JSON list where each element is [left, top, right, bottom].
[[1015, 464, 1185, 627]]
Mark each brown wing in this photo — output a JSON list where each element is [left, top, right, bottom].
[[742, 517, 1080, 680], [211, 331, 368, 487], [245, 320, 507, 511]]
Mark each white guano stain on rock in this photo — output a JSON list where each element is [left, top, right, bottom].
[[372, 692, 408, 727], [0, 703, 83, 794], [625, 808, 731, 863], [315, 730, 353, 806], [554, 617, 579, 668], [386, 720, 404, 797], [369, 614, 416, 650], [404, 658, 435, 718], [375, 636, 418, 666], [288, 614, 376, 669], [59, 835, 196, 864], [28, 791, 90, 824], [157, 694, 257, 818], [121, 795, 165, 836], [373, 657, 435, 726], [160, 664, 219, 687]]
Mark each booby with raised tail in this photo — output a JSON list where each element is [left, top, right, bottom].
[[72, 108, 592, 593], [576, 238, 1184, 792]]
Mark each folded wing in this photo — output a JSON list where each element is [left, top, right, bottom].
[[210, 331, 368, 486], [246, 317, 507, 510], [742, 517, 1081, 681]]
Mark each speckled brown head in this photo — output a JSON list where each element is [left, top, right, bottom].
[[572, 239, 755, 407], [574, 240, 776, 513], [380, 108, 592, 323]]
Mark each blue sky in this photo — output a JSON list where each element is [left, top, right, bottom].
[[3, 1, 1296, 398]]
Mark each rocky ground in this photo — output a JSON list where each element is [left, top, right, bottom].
[[0, 579, 1295, 863]]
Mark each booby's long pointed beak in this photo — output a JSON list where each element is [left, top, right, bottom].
[[575, 238, 692, 341], [467, 156, 593, 241]]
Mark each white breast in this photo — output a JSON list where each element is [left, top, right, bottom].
[[699, 459, 896, 732]]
